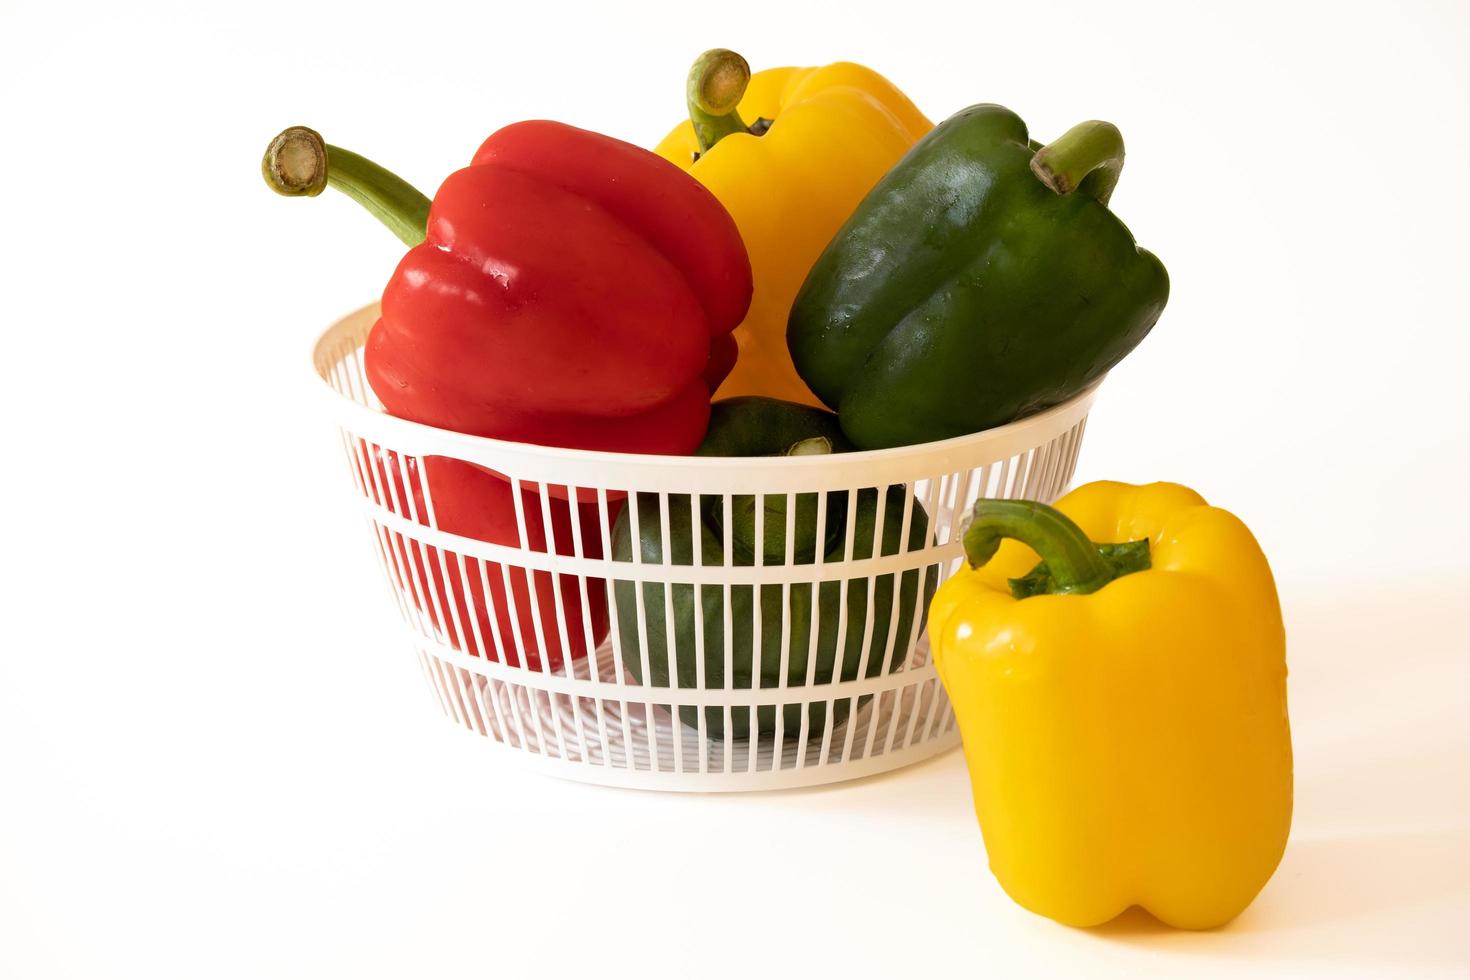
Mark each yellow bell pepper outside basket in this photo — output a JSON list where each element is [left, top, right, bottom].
[[929, 481, 1293, 929], [655, 50, 932, 407]]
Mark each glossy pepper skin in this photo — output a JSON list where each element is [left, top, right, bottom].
[[929, 482, 1292, 929], [263, 122, 752, 671], [789, 105, 1169, 449], [371, 120, 752, 454], [656, 51, 931, 409], [610, 397, 935, 739]]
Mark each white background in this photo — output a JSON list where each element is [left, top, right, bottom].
[[3, 0, 1468, 976]]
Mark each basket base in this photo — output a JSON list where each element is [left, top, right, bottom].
[[414, 639, 962, 793]]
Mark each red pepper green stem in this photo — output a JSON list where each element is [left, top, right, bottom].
[[1029, 121, 1125, 207], [962, 499, 1149, 598], [261, 126, 431, 247], [687, 49, 755, 153]]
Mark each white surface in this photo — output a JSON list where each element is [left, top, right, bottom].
[[2, 0, 1468, 976]]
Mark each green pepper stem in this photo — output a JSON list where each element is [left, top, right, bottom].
[[687, 49, 754, 153], [962, 499, 1147, 597], [1029, 120, 1125, 206], [261, 126, 431, 247], [786, 436, 833, 456]]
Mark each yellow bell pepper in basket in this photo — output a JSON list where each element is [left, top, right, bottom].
[[929, 481, 1293, 929], [655, 50, 931, 407]]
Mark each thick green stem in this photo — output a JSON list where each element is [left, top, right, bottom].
[[1029, 120, 1125, 206], [261, 126, 431, 247], [687, 49, 755, 153], [961, 499, 1149, 598], [1007, 539, 1151, 599]]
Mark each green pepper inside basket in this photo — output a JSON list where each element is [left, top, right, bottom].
[[610, 397, 936, 740]]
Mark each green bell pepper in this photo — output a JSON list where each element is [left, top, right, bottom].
[[610, 397, 935, 740], [788, 104, 1170, 450]]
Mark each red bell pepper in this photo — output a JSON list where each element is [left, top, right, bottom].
[[363, 448, 605, 673], [371, 120, 752, 451], [266, 121, 753, 670]]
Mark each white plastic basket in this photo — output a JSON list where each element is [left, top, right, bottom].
[[312, 302, 1098, 791]]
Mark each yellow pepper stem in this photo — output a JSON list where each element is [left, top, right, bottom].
[[686, 49, 771, 153], [962, 499, 1150, 598]]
